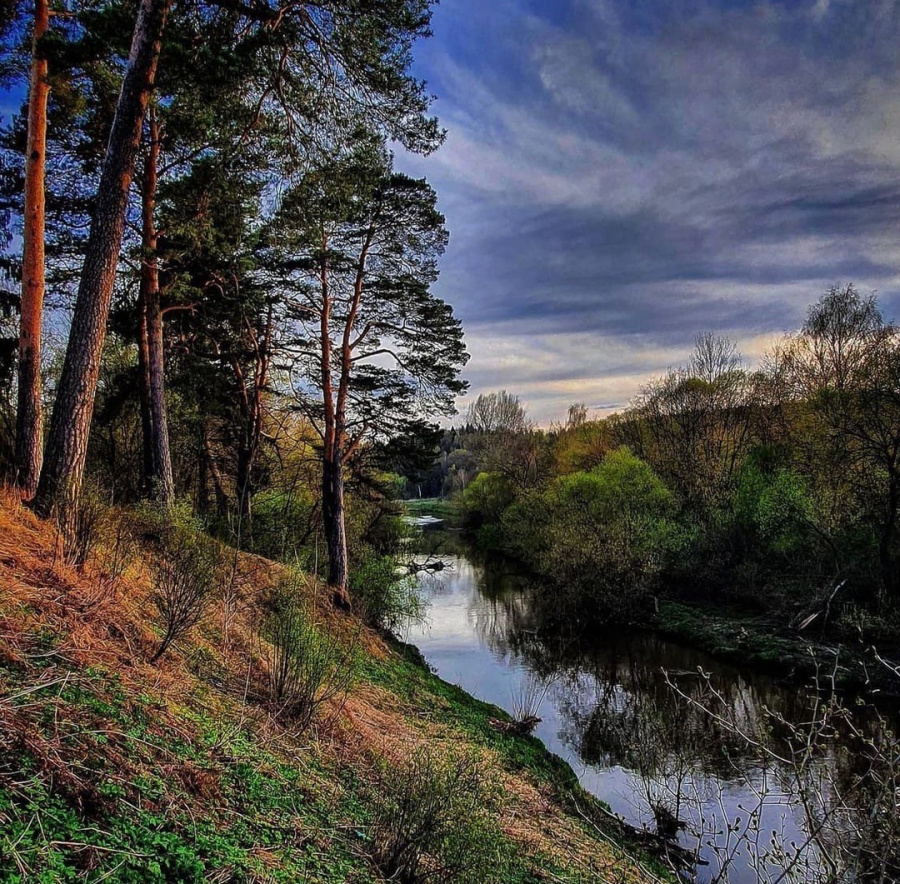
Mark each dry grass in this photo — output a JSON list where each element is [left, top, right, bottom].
[[0, 487, 658, 883]]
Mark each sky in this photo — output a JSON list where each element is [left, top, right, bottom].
[[396, 0, 900, 422]]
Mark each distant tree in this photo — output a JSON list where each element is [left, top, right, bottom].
[[466, 390, 529, 435], [465, 391, 545, 490], [633, 334, 753, 509], [782, 285, 900, 600], [263, 139, 466, 604], [565, 402, 588, 430]]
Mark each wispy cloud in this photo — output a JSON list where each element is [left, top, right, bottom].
[[399, 0, 900, 422]]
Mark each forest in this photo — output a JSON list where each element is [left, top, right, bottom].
[[429, 286, 900, 652], [0, 0, 467, 601], [0, 0, 899, 881]]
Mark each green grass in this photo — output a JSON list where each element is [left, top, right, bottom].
[[401, 497, 462, 521], [1, 645, 657, 884]]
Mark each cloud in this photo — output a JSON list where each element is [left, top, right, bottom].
[[398, 0, 900, 421]]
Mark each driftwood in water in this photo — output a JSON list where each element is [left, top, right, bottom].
[[405, 557, 449, 575]]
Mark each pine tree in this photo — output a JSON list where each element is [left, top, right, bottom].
[[261, 138, 467, 602]]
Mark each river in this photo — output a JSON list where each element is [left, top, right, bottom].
[[402, 550, 881, 883]]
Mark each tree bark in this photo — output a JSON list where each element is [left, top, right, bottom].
[[31, 0, 170, 517], [316, 240, 350, 606], [137, 291, 154, 494], [202, 425, 229, 517], [141, 105, 174, 505], [15, 0, 50, 495], [322, 450, 349, 607]]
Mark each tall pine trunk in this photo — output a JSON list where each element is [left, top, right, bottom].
[[322, 449, 349, 607], [140, 105, 174, 505], [317, 247, 350, 606], [32, 0, 169, 517], [15, 0, 50, 495], [234, 306, 273, 527], [137, 294, 154, 494]]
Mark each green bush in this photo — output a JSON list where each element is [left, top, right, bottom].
[[461, 472, 515, 526], [258, 575, 358, 729], [734, 460, 814, 556], [370, 746, 509, 884], [501, 447, 683, 621], [350, 554, 424, 633], [242, 488, 315, 563]]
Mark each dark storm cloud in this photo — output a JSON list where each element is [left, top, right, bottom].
[[397, 0, 900, 420]]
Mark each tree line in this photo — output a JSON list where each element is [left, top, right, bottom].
[[440, 286, 900, 634], [0, 0, 466, 601]]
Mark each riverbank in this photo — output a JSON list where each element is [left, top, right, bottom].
[[403, 497, 900, 701], [0, 492, 664, 883], [653, 600, 900, 698]]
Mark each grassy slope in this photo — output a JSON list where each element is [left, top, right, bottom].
[[0, 492, 663, 884]]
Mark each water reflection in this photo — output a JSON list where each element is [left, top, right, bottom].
[[405, 553, 893, 883]]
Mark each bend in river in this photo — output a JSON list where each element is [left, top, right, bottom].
[[403, 548, 887, 883]]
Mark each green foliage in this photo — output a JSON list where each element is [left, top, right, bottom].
[[370, 746, 510, 884], [461, 471, 515, 526], [734, 461, 813, 555], [350, 554, 424, 633], [501, 448, 683, 622], [246, 488, 315, 563], [548, 446, 672, 521], [258, 575, 358, 729]]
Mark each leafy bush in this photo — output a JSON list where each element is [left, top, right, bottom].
[[150, 521, 224, 663], [370, 746, 509, 884], [350, 554, 424, 633], [244, 488, 315, 563], [258, 575, 358, 729], [734, 460, 814, 556], [502, 447, 683, 621], [461, 471, 515, 527]]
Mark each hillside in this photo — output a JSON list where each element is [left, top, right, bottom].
[[0, 492, 663, 884]]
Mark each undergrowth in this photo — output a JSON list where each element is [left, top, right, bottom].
[[0, 492, 661, 884]]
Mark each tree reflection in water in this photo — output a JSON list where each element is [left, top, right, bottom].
[[409, 551, 900, 883]]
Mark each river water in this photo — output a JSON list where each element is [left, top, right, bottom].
[[402, 551, 862, 884]]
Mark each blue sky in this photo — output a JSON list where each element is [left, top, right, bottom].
[[396, 0, 900, 421]]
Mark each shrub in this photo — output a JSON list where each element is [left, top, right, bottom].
[[350, 554, 424, 633], [57, 484, 107, 567], [244, 488, 315, 563], [84, 508, 137, 609], [734, 460, 815, 556], [150, 524, 224, 663], [461, 472, 515, 527], [370, 746, 508, 884], [502, 447, 683, 621], [258, 575, 357, 729]]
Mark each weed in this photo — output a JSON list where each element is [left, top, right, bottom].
[[57, 484, 107, 568], [150, 526, 224, 663], [258, 574, 358, 730], [370, 746, 509, 884]]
